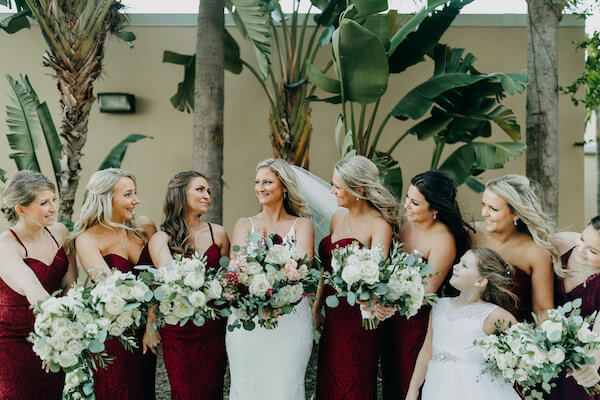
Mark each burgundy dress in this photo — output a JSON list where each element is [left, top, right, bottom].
[[510, 267, 533, 322], [550, 247, 600, 400], [161, 223, 227, 400], [0, 228, 68, 400], [316, 235, 381, 400], [94, 245, 157, 400]]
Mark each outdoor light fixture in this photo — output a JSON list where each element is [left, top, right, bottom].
[[98, 92, 136, 114]]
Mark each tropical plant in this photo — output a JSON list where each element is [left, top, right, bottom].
[[0, 0, 136, 221], [164, 0, 345, 168], [307, 0, 527, 196], [2, 74, 149, 226]]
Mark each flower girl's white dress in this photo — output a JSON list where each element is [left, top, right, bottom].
[[421, 297, 521, 400], [225, 218, 314, 400]]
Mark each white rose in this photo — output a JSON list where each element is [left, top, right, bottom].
[[66, 340, 84, 356], [65, 371, 80, 388], [97, 318, 111, 331], [249, 274, 271, 297], [116, 313, 134, 330], [116, 284, 133, 299], [541, 320, 563, 342], [179, 257, 200, 272], [503, 367, 515, 380], [69, 324, 85, 339], [331, 257, 341, 273], [159, 302, 172, 315], [265, 245, 291, 265], [164, 314, 179, 326], [183, 272, 205, 289], [577, 325, 597, 343], [204, 279, 223, 300], [78, 312, 94, 326], [85, 323, 99, 337], [341, 263, 362, 286], [41, 297, 62, 314], [360, 260, 380, 285], [232, 308, 248, 320], [173, 300, 195, 319], [104, 295, 126, 316], [163, 268, 182, 284], [288, 284, 304, 304], [514, 368, 528, 383], [108, 324, 124, 337], [51, 317, 70, 333], [289, 246, 302, 260], [58, 351, 78, 368], [34, 316, 52, 333], [548, 347, 566, 364], [188, 292, 207, 308], [33, 340, 53, 360], [132, 282, 149, 301], [246, 261, 263, 275]]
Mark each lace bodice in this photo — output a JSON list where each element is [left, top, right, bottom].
[[248, 217, 298, 246], [430, 298, 497, 366]]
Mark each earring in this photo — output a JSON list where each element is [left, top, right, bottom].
[[284, 192, 288, 199], [356, 196, 359, 201], [433, 213, 437, 220], [514, 219, 518, 226]]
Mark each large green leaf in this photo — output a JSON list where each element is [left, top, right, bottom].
[[306, 62, 341, 94], [4, 74, 41, 172], [0, 9, 31, 34], [438, 142, 526, 186], [98, 134, 151, 170], [407, 113, 453, 141], [335, 19, 388, 104], [311, 0, 346, 27], [0, 168, 6, 183], [162, 51, 195, 113], [388, 0, 473, 73], [350, 0, 387, 16], [225, 28, 243, 75]]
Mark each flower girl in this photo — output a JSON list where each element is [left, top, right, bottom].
[[406, 247, 521, 400]]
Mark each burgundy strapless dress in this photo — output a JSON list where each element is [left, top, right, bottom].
[[94, 246, 157, 400], [510, 267, 533, 322], [161, 223, 227, 400], [0, 228, 68, 400], [316, 235, 381, 400], [550, 247, 600, 400]]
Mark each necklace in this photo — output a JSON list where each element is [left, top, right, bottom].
[[112, 229, 127, 252]]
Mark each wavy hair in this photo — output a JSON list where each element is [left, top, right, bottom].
[[411, 170, 474, 261], [334, 155, 401, 236], [160, 171, 207, 258], [256, 158, 310, 218], [1, 170, 55, 223], [486, 174, 563, 277], [73, 168, 145, 242]]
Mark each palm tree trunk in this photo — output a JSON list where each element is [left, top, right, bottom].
[[194, 0, 225, 224], [525, 0, 566, 221]]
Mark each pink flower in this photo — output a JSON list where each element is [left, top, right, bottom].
[[284, 259, 300, 281]]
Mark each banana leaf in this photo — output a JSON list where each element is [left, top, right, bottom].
[[0, 9, 31, 34], [0, 168, 6, 183], [98, 134, 151, 170]]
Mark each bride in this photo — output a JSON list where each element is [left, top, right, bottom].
[[226, 158, 315, 400]]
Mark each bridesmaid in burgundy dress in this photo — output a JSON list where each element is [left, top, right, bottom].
[[550, 217, 600, 399], [471, 174, 557, 322], [313, 156, 399, 400], [381, 171, 474, 399], [149, 171, 229, 400], [74, 169, 157, 400], [0, 171, 77, 400]]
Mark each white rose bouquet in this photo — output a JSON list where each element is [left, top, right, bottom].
[[222, 232, 318, 331], [324, 241, 434, 329], [143, 253, 225, 328]]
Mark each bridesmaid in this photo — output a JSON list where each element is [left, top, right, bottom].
[[471, 174, 557, 321], [550, 216, 600, 399], [0, 171, 77, 400], [148, 171, 229, 400], [381, 170, 474, 399], [314, 155, 399, 400], [74, 168, 157, 400]]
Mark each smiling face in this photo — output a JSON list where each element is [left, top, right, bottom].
[[330, 173, 356, 208], [186, 176, 211, 214], [481, 188, 517, 233], [449, 251, 484, 291], [255, 167, 285, 207], [404, 184, 436, 223], [574, 225, 600, 268], [111, 177, 139, 223], [16, 189, 57, 227]]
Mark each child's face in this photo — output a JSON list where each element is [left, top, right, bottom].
[[575, 225, 600, 268], [449, 251, 482, 291]]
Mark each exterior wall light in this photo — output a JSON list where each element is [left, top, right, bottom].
[[98, 92, 136, 114]]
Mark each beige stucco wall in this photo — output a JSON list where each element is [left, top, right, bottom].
[[0, 18, 586, 234]]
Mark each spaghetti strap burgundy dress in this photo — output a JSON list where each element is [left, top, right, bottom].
[[161, 223, 227, 400], [93, 245, 157, 400], [0, 228, 68, 400]]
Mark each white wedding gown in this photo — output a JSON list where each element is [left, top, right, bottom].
[[421, 297, 521, 400], [226, 218, 314, 400]]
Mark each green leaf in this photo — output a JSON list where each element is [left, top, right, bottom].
[[465, 177, 485, 192], [306, 62, 341, 94], [225, 28, 243, 75], [0, 168, 6, 183], [4, 73, 41, 171], [0, 9, 31, 34], [346, 291, 356, 306], [437, 142, 526, 186], [305, 95, 342, 104], [351, 0, 387, 16], [318, 25, 335, 46], [163, 50, 195, 113], [83, 382, 94, 395], [98, 134, 151, 170], [382, 166, 403, 200], [242, 319, 256, 331], [89, 340, 105, 353], [335, 19, 388, 104], [312, 0, 346, 27], [229, 0, 272, 77], [407, 113, 453, 141], [326, 295, 339, 308], [115, 30, 136, 48]]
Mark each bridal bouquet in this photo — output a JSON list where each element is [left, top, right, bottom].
[[324, 241, 434, 329], [475, 299, 600, 399], [145, 253, 224, 327], [222, 232, 318, 331]]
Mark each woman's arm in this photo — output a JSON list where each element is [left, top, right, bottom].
[[551, 231, 579, 256], [529, 246, 554, 321], [371, 219, 392, 257], [148, 232, 173, 268], [212, 223, 230, 258], [423, 232, 456, 294], [570, 307, 600, 387], [294, 217, 314, 260], [75, 234, 112, 280], [0, 241, 50, 305], [230, 218, 251, 257], [51, 223, 77, 291], [483, 308, 518, 335], [406, 312, 433, 400]]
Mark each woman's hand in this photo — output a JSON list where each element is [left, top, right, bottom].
[[312, 305, 324, 334], [569, 365, 600, 388], [357, 299, 395, 321], [142, 323, 160, 356]]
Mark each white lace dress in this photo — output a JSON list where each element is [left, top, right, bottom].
[[225, 218, 314, 400], [421, 298, 521, 400]]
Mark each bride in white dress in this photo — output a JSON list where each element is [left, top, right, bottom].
[[227, 158, 315, 400], [406, 248, 522, 400]]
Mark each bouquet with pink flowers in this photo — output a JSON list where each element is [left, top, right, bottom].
[[221, 232, 319, 330]]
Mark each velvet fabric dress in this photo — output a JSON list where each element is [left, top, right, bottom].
[[93, 246, 157, 400], [161, 223, 227, 400], [510, 267, 533, 322], [550, 247, 600, 400], [0, 228, 68, 400], [316, 235, 381, 400]]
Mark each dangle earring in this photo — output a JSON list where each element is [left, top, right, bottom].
[[513, 219, 518, 227], [433, 213, 437, 220], [356, 196, 359, 201]]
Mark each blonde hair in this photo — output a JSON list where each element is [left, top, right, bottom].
[[256, 158, 310, 218], [73, 168, 145, 242], [470, 247, 518, 316], [486, 174, 563, 277], [334, 155, 401, 236], [1, 170, 55, 223]]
